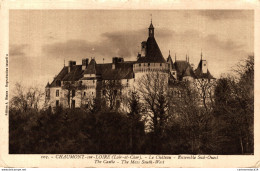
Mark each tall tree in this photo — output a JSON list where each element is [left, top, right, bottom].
[[137, 72, 169, 153], [214, 55, 254, 154]]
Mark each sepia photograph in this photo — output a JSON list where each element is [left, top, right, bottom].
[[8, 9, 254, 157]]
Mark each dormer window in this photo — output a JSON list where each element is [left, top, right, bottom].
[[56, 80, 61, 86]]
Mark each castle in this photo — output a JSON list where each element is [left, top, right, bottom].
[[45, 21, 215, 110]]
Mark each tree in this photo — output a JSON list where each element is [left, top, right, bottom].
[[193, 78, 216, 112], [137, 72, 169, 153], [127, 91, 144, 153], [214, 55, 254, 154], [10, 83, 44, 112], [101, 80, 123, 110]]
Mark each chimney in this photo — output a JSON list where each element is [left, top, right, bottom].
[[112, 57, 124, 69], [82, 58, 89, 70], [68, 60, 76, 73], [141, 41, 147, 57]]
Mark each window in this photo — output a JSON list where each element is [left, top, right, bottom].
[[72, 90, 75, 97], [127, 79, 129, 82], [56, 100, 59, 106], [93, 80, 95, 84], [46, 89, 50, 98], [148, 63, 150, 67], [84, 92, 86, 96], [56, 90, 59, 97], [139, 64, 141, 67], [204, 64, 206, 66], [92, 92, 93, 95], [103, 90, 106, 96], [160, 63, 162, 66], [114, 90, 117, 95]]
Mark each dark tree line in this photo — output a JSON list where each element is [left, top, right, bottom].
[[9, 56, 254, 154]]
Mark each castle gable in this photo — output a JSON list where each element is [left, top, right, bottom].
[[49, 66, 68, 87], [174, 61, 196, 80], [195, 59, 215, 79]]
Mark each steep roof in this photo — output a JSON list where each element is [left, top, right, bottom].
[[149, 22, 154, 29], [167, 54, 176, 70], [63, 65, 84, 81], [83, 59, 96, 75], [194, 60, 215, 79], [49, 66, 68, 87], [137, 37, 166, 63], [174, 60, 196, 79]]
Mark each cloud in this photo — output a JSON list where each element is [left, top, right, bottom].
[[42, 28, 174, 62], [9, 44, 29, 56], [198, 10, 252, 20], [204, 34, 246, 53]]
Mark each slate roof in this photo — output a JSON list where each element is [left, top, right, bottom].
[[96, 62, 135, 80], [49, 66, 68, 87], [173, 60, 197, 80], [137, 37, 166, 63], [48, 60, 135, 88], [149, 22, 154, 29], [194, 60, 215, 79], [167, 55, 176, 70], [83, 59, 96, 75], [48, 65, 85, 87], [63, 65, 84, 81]]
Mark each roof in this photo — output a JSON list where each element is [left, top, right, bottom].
[[83, 59, 96, 75], [96, 62, 134, 80], [45, 82, 50, 88], [194, 60, 215, 79], [174, 60, 196, 80], [167, 55, 176, 70], [137, 37, 166, 63], [63, 65, 84, 81], [49, 66, 68, 87], [149, 22, 154, 29]]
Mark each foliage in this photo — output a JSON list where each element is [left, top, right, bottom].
[[9, 56, 254, 154]]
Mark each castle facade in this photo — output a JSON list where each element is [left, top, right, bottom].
[[45, 21, 215, 110]]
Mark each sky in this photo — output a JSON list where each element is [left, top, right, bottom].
[[9, 10, 254, 91]]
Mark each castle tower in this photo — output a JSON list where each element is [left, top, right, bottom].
[[148, 21, 154, 38]]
